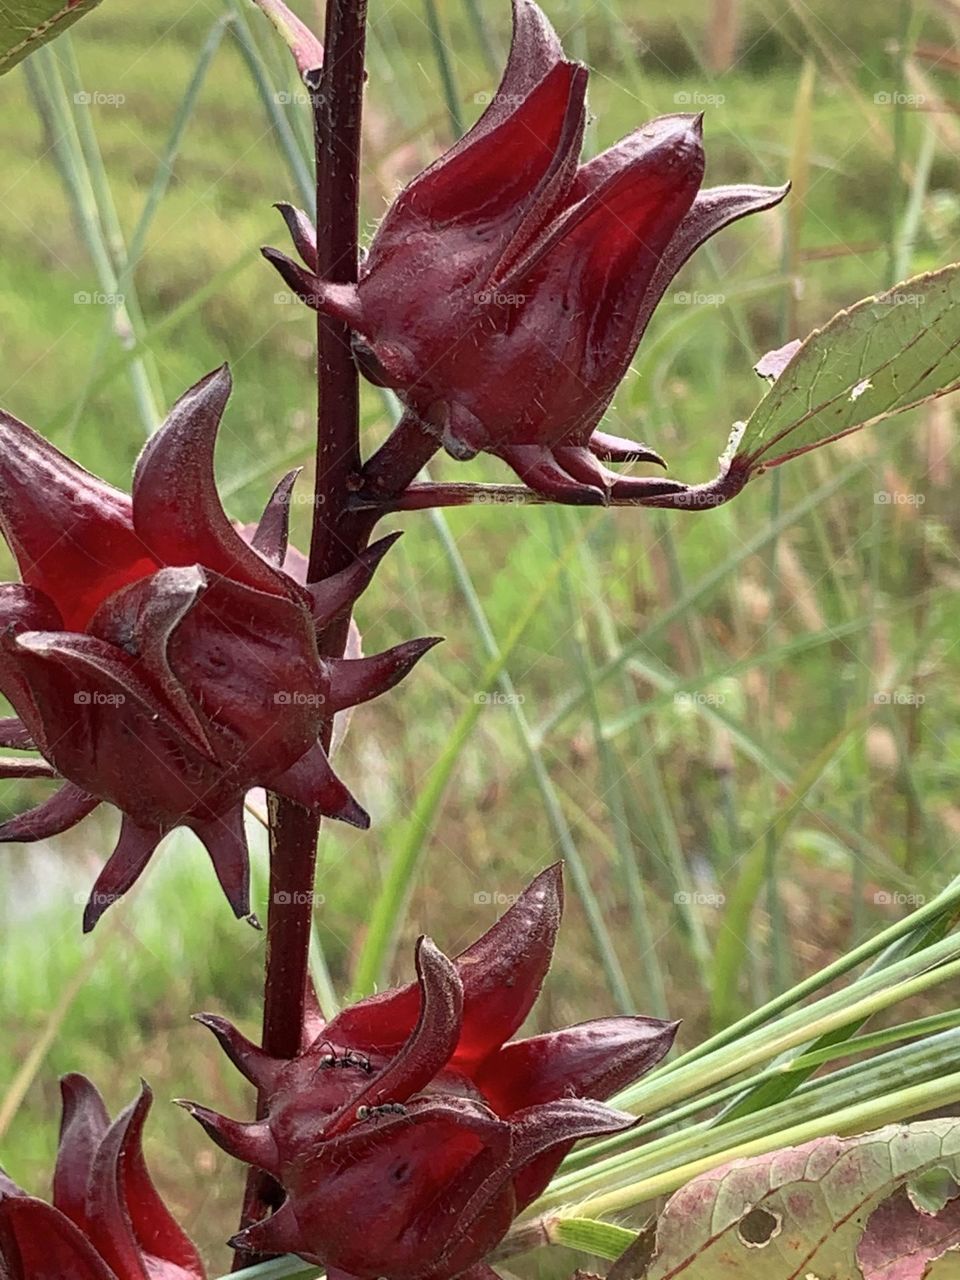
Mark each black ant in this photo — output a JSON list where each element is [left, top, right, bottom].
[[356, 1102, 408, 1121], [313, 1042, 374, 1077]]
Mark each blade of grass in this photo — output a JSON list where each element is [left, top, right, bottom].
[[710, 701, 876, 1029], [422, 0, 464, 138], [24, 48, 159, 432], [55, 33, 164, 426], [422, 502, 636, 1012], [557, 515, 670, 1017], [543, 1020, 960, 1208], [542, 961, 960, 1209], [227, 0, 313, 208], [46, 241, 267, 429], [534, 460, 869, 740], [67, 16, 230, 432], [0, 921, 114, 1141], [563, 1066, 960, 1218], [351, 511, 589, 995], [461, 0, 500, 76], [556, 1012, 960, 1186]]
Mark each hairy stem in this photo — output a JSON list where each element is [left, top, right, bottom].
[[236, 0, 369, 1256], [351, 459, 754, 513]]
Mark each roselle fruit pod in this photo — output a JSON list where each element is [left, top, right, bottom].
[[0, 1075, 204, 1280], [186, 865, 679, 1280], [264, 0, 787, 504], [0, 365, 439, 931]]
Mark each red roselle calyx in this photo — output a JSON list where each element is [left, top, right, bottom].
[[264, 0, 788, 505], [0, 1075, 204, 1280], [0, 365, 438, 931], [182, 865, 678, 1279]]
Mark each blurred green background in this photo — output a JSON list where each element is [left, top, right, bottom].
[[0, 0, 958, 1268]]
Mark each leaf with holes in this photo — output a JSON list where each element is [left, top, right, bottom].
[[857, 1178, 960, 1279], [0, 0, 103, 76], [735, 263, 960, 473], [626, 1119, 960, 1278]]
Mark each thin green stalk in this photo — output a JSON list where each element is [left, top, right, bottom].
[[56, 34, 164, 423], [352, 510, 591, 995], [423, 0, 464, 138], [48, 241, 265, 430], [228, 0, 313, 207], [25, 48, 159, 432], [461, 0, 500, 75], [68, 17, 230, 431], [613, 931, 960, 1116], [558, 1011, 960, 1185], [552, 952, 960, 1187], [422, 506, 635, 1011], [544, 1022, 960, 1207], [626, 864, 960, 1084], [535, 461, 868, 738], [565, 1067, 960, 1218], [220, 1261, 319, 1280], [563, 520, 669, 1018]]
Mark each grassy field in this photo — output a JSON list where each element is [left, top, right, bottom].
[[1, 0, 959, 1268]]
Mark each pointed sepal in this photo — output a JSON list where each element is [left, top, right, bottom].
[[83, 817, 167, 933], [0, 783, 99, 844], [192, 1014, 282, 1093], [308, 532, 402, 629], [176, 1101, 279, 1174], [325, 636, 442, 714]]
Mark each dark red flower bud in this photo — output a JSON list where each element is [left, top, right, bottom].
[[185, 865, 678, 1279], [264, 0, 788, 504], [0, 366, 438, 930], [0, 1075, 204, 1280]]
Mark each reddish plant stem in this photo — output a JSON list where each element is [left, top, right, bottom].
[[266, 0, 371, 1048], [361, 408, 440, 495], [350, 458, 754, 513], [235, 1, 443, 1259], [267, 0, 368, 1065], [234, 0, 370, 1259]]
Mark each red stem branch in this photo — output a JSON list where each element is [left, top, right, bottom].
[[234, 0, 370, 1257], [350, 458, 754, 513], [236, 3, 442, 1258]]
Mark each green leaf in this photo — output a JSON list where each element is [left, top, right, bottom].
[[737, 263, 960, 472], [550, 1217, 639, 1263], [0, 0, 103, 75], [631, 1120, 960, 1278]]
